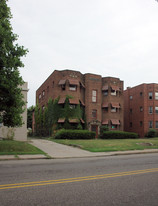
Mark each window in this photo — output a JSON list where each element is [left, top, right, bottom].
[[130, 122, 132, 127], [149, 106, 153, 114], [140, 121, 143, 127], [111, 90, 116, 96], [69, 85, 76, 91], [140, 92, 143, 97], [69, 104, 76, 109], [42, 90, 45, 96], [156, 121, 158, 128], [111, 107, 116, 113], [155, 107, 158, 114], [92, 90, 97, 102], [149, 92, 153, 100], [155, 92, 158, 100], [129, 95, 133, 100], [39, 94, 41, 100], [103, 91, 108, 96], [111, 125, 117, 129], [103, 108, 108, 113], [140, 106, 143, 112], [92, 109, 97, 118], [130, 108, 132, 113], [39, 94, 41, 102], [61, 85, 66, 91], [149, 121, 153, 128]]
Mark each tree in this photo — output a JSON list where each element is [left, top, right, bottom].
[[27, 106, 35, 129], [0, 0, 28, 127]]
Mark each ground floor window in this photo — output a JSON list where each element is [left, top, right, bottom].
[[111, 125, 117, 129], [69, 104, 76, 109]]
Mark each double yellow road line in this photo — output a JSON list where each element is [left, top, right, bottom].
[[1, 168, 158, 190]]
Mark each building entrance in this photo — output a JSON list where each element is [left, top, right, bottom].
[[91, 125, 98, 138]]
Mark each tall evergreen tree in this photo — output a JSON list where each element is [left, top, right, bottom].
[[0, 0, 28, 127]]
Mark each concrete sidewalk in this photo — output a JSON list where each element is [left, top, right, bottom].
[[1, 139, 158, 160], [30, 139, 97, 158]]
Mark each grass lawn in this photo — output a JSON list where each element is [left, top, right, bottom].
[[0, 140, 46, 155], [52, 138, 158, 152]]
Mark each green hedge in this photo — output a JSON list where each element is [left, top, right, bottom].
[[145, 129, 158, 138], [100, 131, 138, 139], [54, 129, 96, 139]]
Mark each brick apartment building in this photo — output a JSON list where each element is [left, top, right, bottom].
[[124, 83, 158, 137], [36, 69, 124, 136]]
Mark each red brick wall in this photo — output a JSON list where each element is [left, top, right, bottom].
[[36, 69, 124, 133], [36, 70, 85, 107], [124, 84, 158, 137]]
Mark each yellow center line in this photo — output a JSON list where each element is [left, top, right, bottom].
[[0, 168, 158, 190]]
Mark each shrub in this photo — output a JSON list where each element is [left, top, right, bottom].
[[146, 129, 158, 138], [100, 131, 138, 139], [54, 129, 96, 139], [100, 126, 109, 135]]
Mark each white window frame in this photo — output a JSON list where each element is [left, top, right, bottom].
[[92, 90, 97, 102], [155, 92, 158, 100]]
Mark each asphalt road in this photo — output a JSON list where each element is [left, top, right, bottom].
[[0, 153, 158, 206]]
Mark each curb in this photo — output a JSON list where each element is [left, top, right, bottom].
[[0, 150, 158, 161], [0, 155, 48, 161]]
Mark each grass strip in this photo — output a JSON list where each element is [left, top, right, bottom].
[[0, 140, 46, 155], [52, 138, 158, 152]]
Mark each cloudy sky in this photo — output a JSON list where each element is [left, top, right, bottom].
[[8, 0, 158, 107]]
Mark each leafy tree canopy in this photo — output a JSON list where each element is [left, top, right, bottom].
[[27, 105, 35, 129], [0, 0, 28, 127]]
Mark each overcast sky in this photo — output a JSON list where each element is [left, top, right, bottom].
[[8, 0, 158, 107]]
